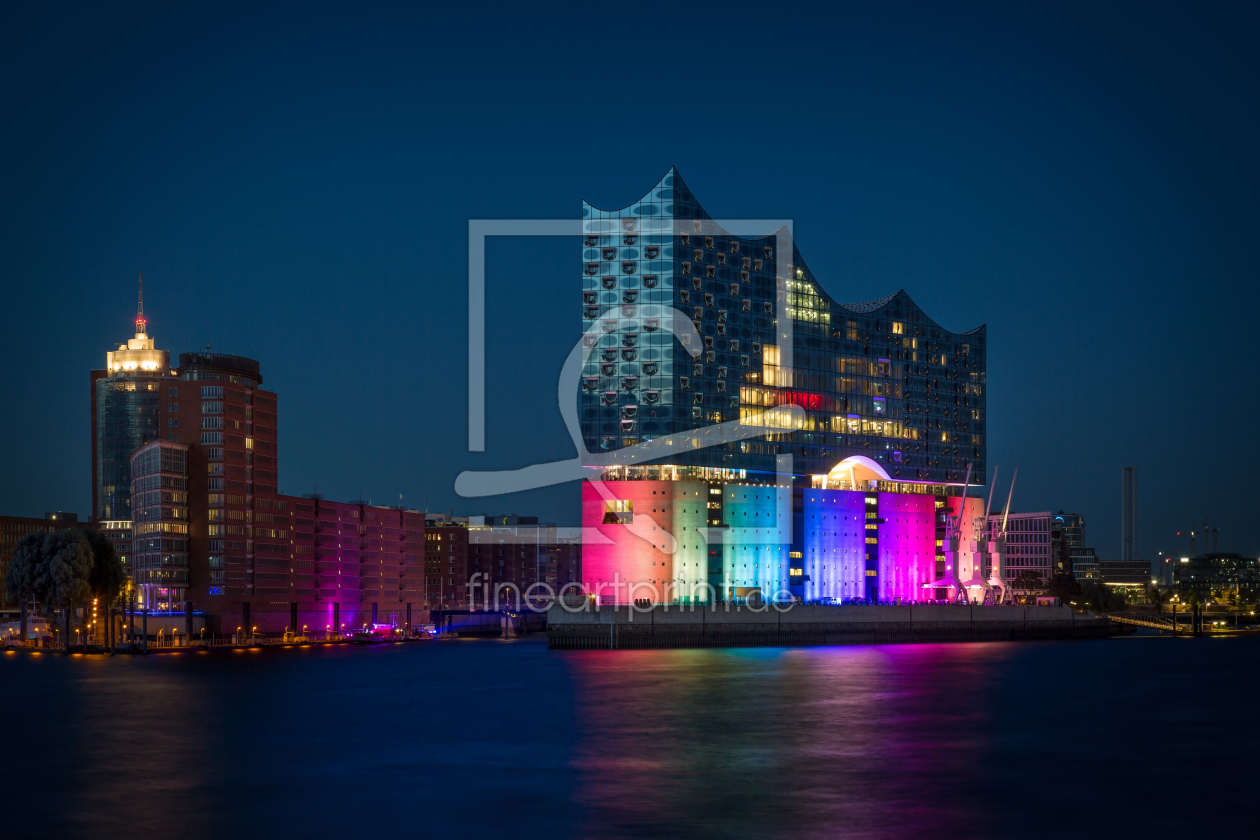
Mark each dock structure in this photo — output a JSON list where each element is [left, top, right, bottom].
[[547, 603, 1108, 650]]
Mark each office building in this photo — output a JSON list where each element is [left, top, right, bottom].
[[580, 170, 987, 603], [1054, 511, 1085, 550], [424, 516, 471, 609], [983, 511, 1055, 588], [424, 514, 582, 610], [1173, 553, 1258, 602], [97, 520, 133, 581], [1071, 547, 1100, 581], [129, 440, 190, 612], [158, 350, 275, 623], [91, 280, 174, 522], [1100, 557, 1152, 593]]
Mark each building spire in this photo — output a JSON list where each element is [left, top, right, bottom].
[[135, 272, 148, 338]]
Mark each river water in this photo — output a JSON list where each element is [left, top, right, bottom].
[[4, 635, 1256, 838]]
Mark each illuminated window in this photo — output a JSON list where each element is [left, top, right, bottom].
[[892, 322, 904, 334]]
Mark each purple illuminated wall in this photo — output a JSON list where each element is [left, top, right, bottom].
[[803, 489, 937, 602]]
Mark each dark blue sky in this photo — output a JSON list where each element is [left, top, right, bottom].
[[2, 2, 1257, 562]]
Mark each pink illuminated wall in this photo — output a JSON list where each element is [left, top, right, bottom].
[[581, 479, 709, 604]]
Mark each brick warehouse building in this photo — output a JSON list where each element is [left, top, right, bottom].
[[424, 514, 582, 610], [154, 350, 424, 634]]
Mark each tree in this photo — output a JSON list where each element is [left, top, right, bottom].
[[1047, 573, 1082, 603], [38, 530, 93, 649], [1080, 581, 1127, 614], [1148, 586, 1169, 614], [85, 529, 127, 608], [1013, 571, 1043, 601], [4, 532, 43, 642]]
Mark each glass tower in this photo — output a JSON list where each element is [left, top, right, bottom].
[[92, 278, 173, 521], [580, 170, 990, 605], [581, 168, 986, 484]]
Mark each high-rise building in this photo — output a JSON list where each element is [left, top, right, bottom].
[[580, 170, 988, 604], [1053, 512, 1085, 550], [129, 440, 190, 612], [156, 351, 424, 633], [159, 350, 274, 624], [91, 278, 174, 522]]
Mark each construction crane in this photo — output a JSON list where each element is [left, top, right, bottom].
[[1174, 519, 1215, 558], [923, 463, 971, 602], [986, 466, 1018, 604]]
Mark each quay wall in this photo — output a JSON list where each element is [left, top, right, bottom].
[[546, 603, 1108, 649]]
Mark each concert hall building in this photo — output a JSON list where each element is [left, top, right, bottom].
[[579, 169, 989, 604]]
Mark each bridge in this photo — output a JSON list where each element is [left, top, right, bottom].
[[1107, 611, 1185, 633]]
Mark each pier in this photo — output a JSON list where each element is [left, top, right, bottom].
[[547, 603, 1109, 650]]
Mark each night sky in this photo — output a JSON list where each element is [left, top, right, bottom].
[[2, 2, 1257, 563]]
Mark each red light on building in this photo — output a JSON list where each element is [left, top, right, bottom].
[[774, 390, 827, 411]]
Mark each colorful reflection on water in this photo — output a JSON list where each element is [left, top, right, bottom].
[[5, 636, 1260, 839], [563, 644, 1011, 839]]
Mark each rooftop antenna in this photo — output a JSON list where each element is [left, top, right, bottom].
[[134, 272, 148, 336], [1001, 467, 1019, 535]]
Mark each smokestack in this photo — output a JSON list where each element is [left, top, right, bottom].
[[1121, 467, 1136, 563]]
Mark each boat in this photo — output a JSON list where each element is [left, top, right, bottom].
[[348, 623, 403, 643], [1, 616, 52, 644]]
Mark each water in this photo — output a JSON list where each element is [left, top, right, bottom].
[[4, 635, 1256, 838]]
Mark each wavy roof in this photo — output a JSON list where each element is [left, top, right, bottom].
[[584, 168, 985, 340]]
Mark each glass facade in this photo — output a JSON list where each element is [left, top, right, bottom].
[[95, 375, 165, 521], [581, 168, 986, 485], [94, 299, 172, 522], [130, 440, 190, 612]]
